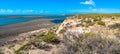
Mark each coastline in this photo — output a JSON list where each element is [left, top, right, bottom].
[[0, 19, 56, 40]]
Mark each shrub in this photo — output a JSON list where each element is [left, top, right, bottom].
[[93, 17, 98, 22], [111, 17, 115, 20], [97, 21, 106, 26], [90, 22, 95, 26], [59, 29, 66, 34], [84, 23, 89, 27], [85, 32, 96, 37], [45, 32, 56, 42], [76, 24, 81, 27]]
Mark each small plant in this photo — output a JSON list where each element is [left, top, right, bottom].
[[85, 32, 96, 37], [97, 21, 106, 26], [93, 17, 98, 22], [84, 23, 89, 27], [90, 22, 95, 26], [111, 17, 115, 20], [45, 32, 56, 42], [37, 34, 45, 39], [76, 24, 81, 27], [59, 28, 66, 34], [52, 27, 56, 29]]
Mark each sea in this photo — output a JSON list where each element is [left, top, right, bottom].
[[0, 15, 72, 26]]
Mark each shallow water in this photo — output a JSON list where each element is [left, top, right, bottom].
[[0, 15, 72, 26], [0, 18, 39, 26]]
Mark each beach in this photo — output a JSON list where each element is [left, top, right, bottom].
[[0, 19, 56, 44]]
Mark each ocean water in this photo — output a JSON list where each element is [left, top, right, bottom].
[[0, 15, 72, 26]]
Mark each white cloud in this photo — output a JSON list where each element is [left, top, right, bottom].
[[0, 9, 5, 13], [91, 8, 106, 13], [25, 10, 35, 12], [6, 9, 13, 13], [0, 9, 47, 14], [67, 9, 91, 13], [0, 9, 57, 14], [22, 10, 35, 13], [92, 9, 97, 11], [80, 0, 95, 6]]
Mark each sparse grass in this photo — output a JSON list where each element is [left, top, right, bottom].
[[15, 43, 31, 54], [15, 31, 56, 54]]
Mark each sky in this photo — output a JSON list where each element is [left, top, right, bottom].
[[0, 0, 120, 14]]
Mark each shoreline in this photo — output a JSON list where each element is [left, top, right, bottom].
[[0, 19, 57, 39]]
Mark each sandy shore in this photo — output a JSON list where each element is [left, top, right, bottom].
[[0, 19, 56, 39]]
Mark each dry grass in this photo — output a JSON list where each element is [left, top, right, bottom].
[[60, 32, 120, 54]]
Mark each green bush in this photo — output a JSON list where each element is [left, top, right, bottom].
[[45, 32, 56, 42], [97, 21, 106, 26]]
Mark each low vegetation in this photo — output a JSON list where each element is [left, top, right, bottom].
[[0, 51, 4, 54], [59, 28, 66, 34], [58, 14, 120, 54], [85, 32, 96, 37], [97, 21, 106, 26], [44, 32, 56, 43], [62, 32, 120, 54]]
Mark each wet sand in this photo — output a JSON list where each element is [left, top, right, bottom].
[[0, 19, 56, 39]]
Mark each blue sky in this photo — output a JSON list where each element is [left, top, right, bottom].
[[0, 0, 120, 14]]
